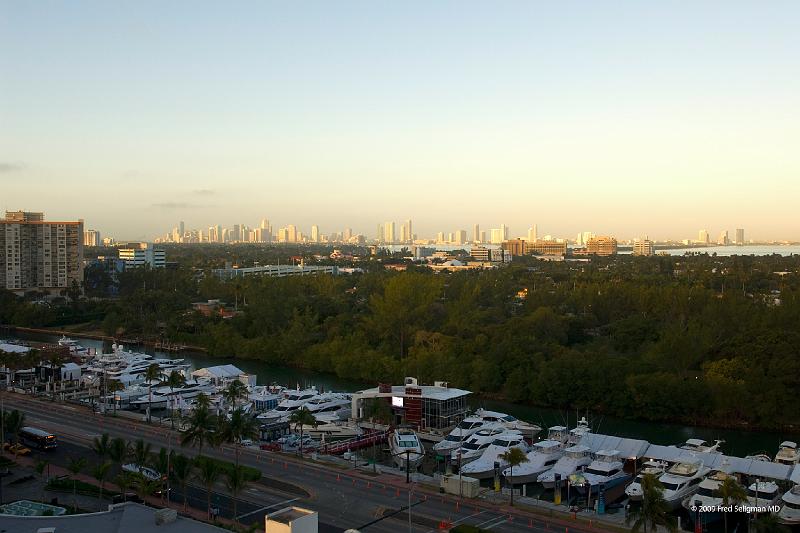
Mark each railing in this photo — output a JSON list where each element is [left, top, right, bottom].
[[323, 429, 390, 455]]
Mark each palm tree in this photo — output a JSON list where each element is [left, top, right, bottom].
[[195, 456, 223, 520], [181, 401, 217, 456], [627, 473, 677, 533], [288, 407, 317, 458], [195, 392, 211, 409], [134, 473, 160, 504], [106, 379, 125, 415], [154, 448, 170, 504], [114, 472, 134, 502], [92, 433, 112, 462], [132, 438, 152, 468], [715, 476, 748, 533], [218, 407, 259, 466], [364, 398, 392, 472], [499, 447, 529, 506], [163, 370, 186, 429], [225, 464, 249, 526], [92, 461, 112, 502], [108, 437, 129, 469], [2, 409, 25, 444], [170, 453, 193, 511], [752, 513, 790, 533], [35, 459, 49, 502], [67, 457, 87, 512], [223, 380, 248, 410], [145, 363, 165, 423]]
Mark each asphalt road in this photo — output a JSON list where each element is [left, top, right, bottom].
[[2, 393, 606, 533]]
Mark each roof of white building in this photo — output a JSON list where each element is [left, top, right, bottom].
[[191, 364, 243, 380], [357, 384, 470, 401], [0, 343, 30, 353]]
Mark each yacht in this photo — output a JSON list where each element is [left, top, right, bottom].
[[625, 460, 668, 501], [571, 449, 631, 496], [473, 408, 541, 438], [502, 439, 564, 485], [679, 438, 723, 454], [434, 414, 494, 454], [459, 430, 529, 479], [389, 428, 425, 471], [774, 441, 800, 466], [537, 445, 593, 489], [567, 417, 592, 445], [130, 380, 217, 411], [257, 387, 319, 422], [306, 412, 363, 441], [775, 485, 800, 526], [450, 425, 507, 466], [83, 345, 189, 385], [747, 480, 781, 510], [57, 336, 90, 357], [658, 458, 710, 510], [247, 386, 283, 413], [303, 393, 351, 418], [681, 470, 735, 527]]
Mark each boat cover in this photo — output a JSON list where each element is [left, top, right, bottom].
[[578, 433, 650, 460], [643, 445, 793, 481]]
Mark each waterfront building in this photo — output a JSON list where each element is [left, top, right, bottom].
[[0, 210, 84, 294], [698, 229, 709, 244], [83, 229, 101, 247], [586, 236, 618, 256], [501, 238, 526, 256], [633, 238, 655, 256], [526, 240, 568, 256], [735, 228, 745, 245], [212, 264, 337, 280], [384, 221, 396, 243], [436, 231, 445, 243], [118, 242, 166, 269], [717, 230, 729, 245], [480, 230, 487, 243], [473, 223, 480, 243], [454, 230, 467, 245], [576, 231, 595, 246], [527, 224, 538, 243], [490, 228, 504, 244]]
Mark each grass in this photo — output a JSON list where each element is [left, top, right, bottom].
[[45, 477, 120, 499], [196, 455, 261, 482]]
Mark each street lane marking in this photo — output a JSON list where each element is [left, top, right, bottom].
[[236, 497, 300, 520]]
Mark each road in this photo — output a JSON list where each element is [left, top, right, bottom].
[[2, 393, 608, 532]]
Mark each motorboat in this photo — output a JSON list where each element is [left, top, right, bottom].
[[679, 438, 723, 454], [303, 392, 351, 418], [460, 430, 529, 480], [571, 449, 631, 496], [537, 445, 593, 489], [122, 463, 161, 482], [625, 460, 668, 501], [130, 380, 217, 411], [257, 387, 319, 422], [472, 408, 541, 439], [450, 425, 507, 466], [502, 439, 564, 485], [306, 413, 363, 441], [83, 345, 189, 386], [57, 336, 90, 357], [681, 470, 735, 527], [658, 458, 710, 510], [389, 428, 425, 471], [745, 453, 773, 462], [567, 417, 592, 445], [747, 480, 781, 510], [434, 415, 495, 454], [775, 485, 800, 525], [248, 386, 283, 413], [774, 441, 800, 466]]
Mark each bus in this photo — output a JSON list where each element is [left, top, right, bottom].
[[18, 426, 58, 450]]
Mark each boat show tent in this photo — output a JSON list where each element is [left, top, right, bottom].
[[578, 433, 650, 460], [643, 444, 793, 481], [791, 465, 800, 485], [191, 364, 243, 381]]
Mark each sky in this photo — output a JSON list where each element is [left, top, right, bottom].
[[1, 1, 799, 241]]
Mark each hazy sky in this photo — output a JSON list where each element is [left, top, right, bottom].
[[2, 1, 799, 241]]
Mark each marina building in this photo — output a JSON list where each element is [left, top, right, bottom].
[[0, 210, 84, 295]]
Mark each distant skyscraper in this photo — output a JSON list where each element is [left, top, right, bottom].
[[436, 231, 445, 243], [718, 230, 729, 246], [735, 228, 745, 245], [179, 220, 185, 237], [472, 224, 480, 243], [377, 224, 383, 242], [454, 230, 467, 245], [344, 228, 353, 241], [287, 224, 297, 243], [384, 221, 396, 243], [83, 229, 101, 247], [698, 229, 709, 244], [490, 228, 504, 244], [311, 225, 320, 242], [500, 224, 508, 240], [400, 223, 408, 243], [576, 231, 595, 246], [260, 218, 270, 229], [527, 225, 538, 243], [633, 237, 655, 256], [480, 230, 486, 243]]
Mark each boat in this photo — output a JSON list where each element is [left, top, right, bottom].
[[571, 449, 631, 496], [305, 412, 363, 441], [434, 414, 496, 454], [257, 387, 319, 422], [625, 460, 668, 501], [122, 463, 161, 482], [774, 441, 800, 466], [679, 438, 723, 454], [450, 425, 507, 466], [389, 428, 425, 471], [57, 336, 90, 357], [502, 439, 564, 485], [567, 417, 591, 445], [681, 470, 735, 527], [747, 480, 781, 510], [129, 380, 217, 411], [744, 453, 773, 463], [537, 445, 593, 489], [658, 458, 710, 510], [472, 408, 541, 438], [775, 485, 800, 525], [459, 430, 529, 480], [303, 392, 351, 418]]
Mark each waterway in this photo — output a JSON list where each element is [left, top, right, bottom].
[[5, 331, 799, 458]]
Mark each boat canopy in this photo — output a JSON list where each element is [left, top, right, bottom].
[[578, 433, 650, 460], [791, 464, 800, 485], [645, 444, 793, 481], [191, 364, 243, 380]]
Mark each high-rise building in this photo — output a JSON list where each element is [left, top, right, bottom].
[[525, 240, 567, 256], [718, 230, 729, 246], [632, 238, 655, 256], [500, 224, 508, 241], [501, 238, 526, 256], [402, 220, 412, 243], [480, 230, 486, 243], [118, 242, 165, 268], [527, 225, 538, 243], [698, 229, 709, 244], [384, 221, 396, 243], [377, 224, 384, 243], [436, 231, 445, 244], [83, 229, 101, 247], [576, 231, 595, 246], [490, 228, 504, 244], [454, 230, 467, 245], [1, 211, 84, 294], [447, 232, 454, 243], [472, 224, 480, 243], [586, 236, 618, 256], [179, 221, 185, 239], [287, 225, 297, 243], [735, 228, 745, 245], [311, 225, 320, 243], [344, 228, 353, 241]]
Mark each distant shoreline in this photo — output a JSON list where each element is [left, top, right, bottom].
[[1, 325, 207, 353]]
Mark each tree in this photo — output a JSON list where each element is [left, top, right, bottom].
[[715, 476, 748, 533], [134, 473, 160, 503], [154, 448, 170, 504], [363, 398, 392, 472], [752, 513, 790, 533], [106, 380, 125, 415], [35, 459, 49, 502], [92, 461, 112, 502], [145, 363, 165, 423], [114, 472, 134, 502], [181, 400, 217, 456], [217, 407, 259, 466], [67, 457, 87, 512], [132, 438, 152, 468], [163, 370, 186, 429], [108, 437, 129, 469], [92, 433, 112, 462], [223, 380, 248, 410], [288, 407, 317, 458], [195, 456, 223, 520], [2, 409, 25, 444], [499, 448, 528, 506], [225, 464, 249, 526], [627, 473, 676, 533], [170, 453, 193, 511]]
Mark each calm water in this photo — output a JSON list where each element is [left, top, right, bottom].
[[656, 245, 800, 257], [7, 331, 799, 457]]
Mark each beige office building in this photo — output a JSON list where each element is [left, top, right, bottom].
[[586, 236, 618, 256]]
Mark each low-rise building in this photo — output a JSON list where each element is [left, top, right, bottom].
[[212, 264, 337, 280], [118, 242, 166, 268], [526, 240, 567, 256]]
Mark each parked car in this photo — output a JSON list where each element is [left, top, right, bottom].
[[3, 442, 31, 456]]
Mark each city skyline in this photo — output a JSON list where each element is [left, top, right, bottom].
[[3, 2, 800, 240]]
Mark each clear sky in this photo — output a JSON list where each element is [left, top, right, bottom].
[[2, 1, 799, 241]]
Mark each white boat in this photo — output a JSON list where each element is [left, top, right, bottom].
[[303, 392, 351, 418], [571, 449, 631, 496], [306, 413, 363, 441], [681, 470, 734, 527], [257, 387, 319, 422], [658, 458, 710, 510], [450, 425, 507, 466], [567, 417, 592, 445], [473, 408, 541, 438], [248, 386, 283, 413], [83, 344, 189, 386], [130, 380, 217, 411], [747, 480, 781, 510], [625, 460, 668, 501], [434, 415, 494, 454], [57, 336, 90, 357], [775, 485, 800, 525], [389, 429, 425, 471], [459, 430, 529, 480], [679, 438, 723, 454], [122, 463, 161, 482], [774, 441, 800, 466], [537, 445, 593, 489], [502, 439, 564, 485]]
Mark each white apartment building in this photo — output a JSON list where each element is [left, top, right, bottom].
[[118, 242, 166, 268]]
